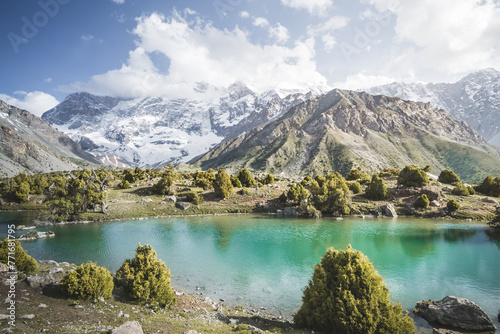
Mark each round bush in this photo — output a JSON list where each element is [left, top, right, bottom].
[[116, 244, 176, 308], [365, 174, 390, 200], [438, 169, 460, 184], [415, 194, 430, 209], [447, 200, 460, 212], [61, 262, 113, 300], [294, 245, 414, 333], [0, 238, 37, 274], [398, 165, 429, 187], [213, 169, 233, 199]]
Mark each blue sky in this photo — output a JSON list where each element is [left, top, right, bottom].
[[1, 0, 500, 116]]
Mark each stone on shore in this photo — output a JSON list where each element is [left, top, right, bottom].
[[27, 273, 58, 287], [381, 203, 398, 217], [415, 296, 495, 332], [111, 321, 144, 334], [176, 202, 191, 210]]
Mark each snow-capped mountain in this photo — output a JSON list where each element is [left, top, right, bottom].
[[42, 83, 328, 167], [365, 68, 500, 146]]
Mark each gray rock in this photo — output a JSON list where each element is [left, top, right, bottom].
[[0, 264, 8, 273], [27, 273, 57, 287], [38, 304, 48, 308], [176, 202, 191, 210], [284, 207, 299, 216], [111, 321, 144, 334], [430, 200, 441, 207], [415, 296, 495, 332], [1, 328, 13, 333], [164, 196, 177, 203], [482, 197, 499, 204], [21, 314, 35, 319], [0, 315, 8, 320], [183, 331, 198, 334], [49, 267, 63, 274], [117, 310, 123, 318], [432, 328, 461, 334], [381, 203, 398, 217]]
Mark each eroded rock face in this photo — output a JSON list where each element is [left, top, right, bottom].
[[381, 203, 398, 217], [415, 296, 495, 332]]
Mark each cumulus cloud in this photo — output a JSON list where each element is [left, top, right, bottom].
[[269, 23, 290, 44], [240, 11, 250, 18], [61, 12, 326, 98], [0, 91, 59, 117], [81, 35, 94, 41], [368, 0, 500, 74], [111, 0, 124, 4], [281, 0, 333, 15], [253, 17, 269, 27]]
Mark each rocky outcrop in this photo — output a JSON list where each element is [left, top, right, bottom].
[[415, 296, 495, 332], [381, 204, 398, 217], [111, 321, 144, 334], [27, 273, 58, 287]]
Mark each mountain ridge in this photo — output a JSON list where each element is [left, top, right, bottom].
[[365, 68, 500, 146], [0, 100, 100, 177], [194, 89, 500, 182]]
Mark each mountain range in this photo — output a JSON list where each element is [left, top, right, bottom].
[[0, 100, 99, 178], [41, 83, 327, 167], [365, 68, 500, 146], [194, 89, 500, 182]]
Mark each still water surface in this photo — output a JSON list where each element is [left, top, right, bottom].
[[1, 212, 499, 324]]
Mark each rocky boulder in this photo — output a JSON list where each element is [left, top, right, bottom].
[[111, 321, 144, 334], [175, 202, 191, 210], [381, 203, 398, 217], [415, 296, 495, 332], [27, 273, 58, 287]]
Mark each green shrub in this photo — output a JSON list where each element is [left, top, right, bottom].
[[347, 181, 362, 194], [379, 168, 400, 177], [116, 244, 176, 308], [476, 175, 500, 197], [61, 262, 113, 300], [118, 180, 131, 189], [438, 169, 460, 184], [186, 191, 203, 205], [213, 169, 233, 199], [365, 174, 391, 200], [447, 200, 460, 212], [415, 194, 430, 209], [452, 183, 471, 197], [0, 238, 37, 274], [287, 184, 308, 204], [238, 168, 255, 188], [346, 169, 371, 184], [152, 170, 177, 195], [398, 165, 429, 187], [310, 173, 350, 215], [230, 176, 242, 188], [262, 173, 275, 185], [14, 181, 30, 203], [238, 188, 251, 196], [294, 245, 414, 333]]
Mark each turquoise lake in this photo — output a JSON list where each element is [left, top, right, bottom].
[[1, 212, 500, 325]]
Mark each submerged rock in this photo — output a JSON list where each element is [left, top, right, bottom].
[[415, 296, 495, 332]]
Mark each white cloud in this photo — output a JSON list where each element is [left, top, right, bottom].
[[61, 12, 326, 99], [269, 23, 290, 44], [333, 73, 397, 90], [307, 16, 349, 51], [368, 0, 500, 74], [44, 77, 53, 83], [240, 11, 250, 18], [184, 8, 197, 16], [111, 0, 124, 4], [81, 35, 94, 41], [281, 0, 333, 15], [253, 17, 269, 27], [0, 91, 59, 117]]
